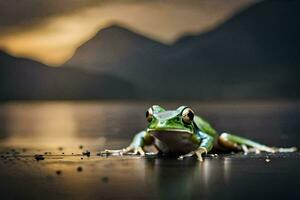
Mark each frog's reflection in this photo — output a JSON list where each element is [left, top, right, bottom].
[[143, 156, 232, 199]]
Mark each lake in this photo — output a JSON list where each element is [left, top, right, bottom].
[[0, 101, 299, 199]]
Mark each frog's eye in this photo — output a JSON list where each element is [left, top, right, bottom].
[[182, 108, 194, 124], [146, 107, 153, 122]]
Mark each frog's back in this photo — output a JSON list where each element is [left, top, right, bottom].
[[193, 115, 218, 138]]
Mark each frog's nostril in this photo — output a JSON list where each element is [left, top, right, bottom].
[[158, 121, 166, 126]]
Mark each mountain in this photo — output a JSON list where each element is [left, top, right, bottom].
[[65, 25, 170, 73], [0, 51, 136, 100], [1, 1, 299, 100], [64, 1, 300, 100]]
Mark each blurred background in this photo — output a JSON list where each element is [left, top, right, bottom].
[[0, 0, 299, 144], [0, 0, 299, 151], [0, 0, 299, 100], [0, 1, 300, 199]]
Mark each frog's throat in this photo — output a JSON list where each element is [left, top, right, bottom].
[[147, 128, 194, 135]]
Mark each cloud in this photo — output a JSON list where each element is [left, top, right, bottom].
[[0, 0, 151, 29], [0, 0, 258, 30]]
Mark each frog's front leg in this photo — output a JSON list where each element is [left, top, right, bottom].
[[102, 130, 154, 156], [179, 131, 214, 162]]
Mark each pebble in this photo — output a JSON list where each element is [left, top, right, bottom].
[[82, 150, 91, 157], [101, 177, 109, 183], [34, 154, 45, 161]]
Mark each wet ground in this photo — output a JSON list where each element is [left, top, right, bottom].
[[0, 101, 299, 200]]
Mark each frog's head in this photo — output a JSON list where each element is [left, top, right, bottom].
[[146, 105, 196, 135]]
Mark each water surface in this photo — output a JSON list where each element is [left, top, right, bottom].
[[0, 101, 299, 199]]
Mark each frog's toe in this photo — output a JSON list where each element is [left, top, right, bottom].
[[277, 147, 297, 152], [122, 146, 145, 156], [131, 147, 145, 156], [177, 152, 194, 160], [195, 147, 208, 162], [137, 147, 145, 156], [120, 146, 133, 155], [178, 147, 208, 161], [265, 146, 297, 153], [241, 144, 249, 154], [100, 149, 123, 155], [244, 146, 297, 154]]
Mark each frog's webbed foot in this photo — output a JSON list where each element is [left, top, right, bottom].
[[101, 146, 145, 156], [275, 147, 298, 153], [242, 146, 297, 154], [121, 146, 145, 156], [241, 145, 261, 154], [100, 149, 123, 156], [194, 147, 208, 162], [177, 152, 194, 160], [178, 147, 208, 162]]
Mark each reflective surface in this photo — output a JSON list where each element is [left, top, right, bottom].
[[0, 101, 299, 199]]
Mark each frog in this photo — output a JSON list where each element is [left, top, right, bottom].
[[102, 105, 297, 161]]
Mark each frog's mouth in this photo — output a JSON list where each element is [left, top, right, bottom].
[[147, 128, 193, 134], [148, 129, 193, 140]]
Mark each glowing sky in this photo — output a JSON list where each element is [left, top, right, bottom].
[[0, 0, 257, 66]]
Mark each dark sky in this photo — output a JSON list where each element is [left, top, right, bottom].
[[0, 0, 102, 28], [0, 0, 256, 66]]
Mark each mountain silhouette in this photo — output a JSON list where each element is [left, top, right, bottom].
[[64, 1, 300, 100], [0, 51, 136, 100], [1, 1, 300, 100], [66, 25, 170, 73]]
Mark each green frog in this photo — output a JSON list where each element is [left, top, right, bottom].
[[103, 105, 297, 161]]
